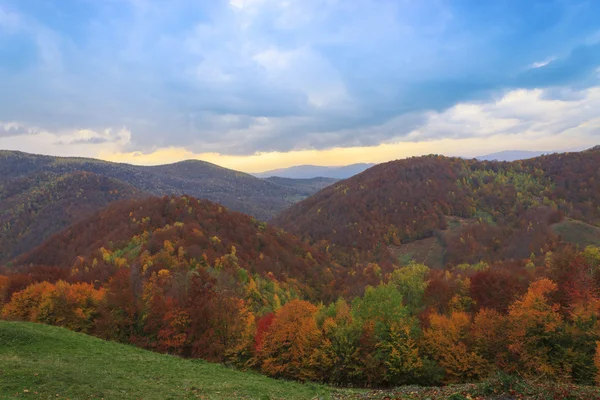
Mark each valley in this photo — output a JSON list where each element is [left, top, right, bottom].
[[0, 151, 335, 263], [2, 148, 600, 396], [3, 2, 600, 397]]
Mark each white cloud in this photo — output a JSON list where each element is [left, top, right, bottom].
[[0, 124, 132, 158], [530, 57, 556, 68], [400, 86, 600, 145]]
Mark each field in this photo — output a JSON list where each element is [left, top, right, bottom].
[[2, 321, 600, 399], [552, 218, 600, 248], [0, 321, 347, 400]]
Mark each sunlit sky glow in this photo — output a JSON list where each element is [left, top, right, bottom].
[[1, 0, 599, 172]]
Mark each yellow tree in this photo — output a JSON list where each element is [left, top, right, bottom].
[[258, 299, 322, 381], [1, 281, 55, 321], [471, 307, 508, 370], [423, 311, 487, 383], [378, 320, 424, 384], [507, 278, 566, 379]]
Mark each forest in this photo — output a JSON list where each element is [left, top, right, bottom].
[[0, 150, 330, 262], [2, 149, 600, 389]]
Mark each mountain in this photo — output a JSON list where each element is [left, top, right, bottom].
[[0, 151, 330, 260], [476, 150, 552, 161], [13, 195, 339, 300], [0, 171, 147, 262], [3, 195, 341, 364], [255, 163, 375, 179], [263, 176, 338, 198], [4, 154, 600, 389], [0, 150, 313, 220], [273, 147, 600, 269]]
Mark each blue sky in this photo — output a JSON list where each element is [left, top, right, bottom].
[[1, 0, 599, 171]]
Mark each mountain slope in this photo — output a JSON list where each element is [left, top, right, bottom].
[[264, 176, 338, 199], [476, 150, 551, 161], [0, 171, 147, 262], [0, 151, 332, 260], [4, 196, 342, 364], [0, 150, 318, 221], [14, 195, 339, 300], [273, 148, 600, 268], [0, 321, 336, 400], [255, 163, 375, 179]]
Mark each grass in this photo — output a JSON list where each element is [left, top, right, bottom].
[[552, 218, 600, 248], [0, 321, 353, 400], [3, 321, 598, 400]]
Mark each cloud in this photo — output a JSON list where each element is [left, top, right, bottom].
[[0, 122, 36, 137], [0, 0, 599, 158], [94, 85, 600, 172], [531, 57, 556, 68]]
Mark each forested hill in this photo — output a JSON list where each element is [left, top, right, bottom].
[[0, 171, 147, 262], [11, 195, 340, 301], [0, 150, 317, 220], [0, 150, 336, 261], [273, 147, 600, 268]]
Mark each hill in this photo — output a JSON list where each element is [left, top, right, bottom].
[[4, 321, 598, 400], [0, 171, 147, 262], [0, 150, 322, 221], [264, 176, 338, 199], [3, 195, 341, 364], [255, 163, 375, 179], [0, 151, 328, 261], [476, 150, 552, 161], [0, 321, 337, 400], [273, 148, 600, 268], [13, 195, 339, 300]]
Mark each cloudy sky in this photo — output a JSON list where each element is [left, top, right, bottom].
[[1, 0, 600, 172]]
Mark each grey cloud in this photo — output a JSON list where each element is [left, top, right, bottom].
[[1, 0, 600, 156]]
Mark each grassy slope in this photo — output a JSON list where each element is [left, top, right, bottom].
[[0, 321, 348, 400], [552, 218, 600, 248], [2, 322, 599, 400]]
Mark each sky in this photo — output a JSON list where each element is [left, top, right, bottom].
[[1, 0, 600, 172]]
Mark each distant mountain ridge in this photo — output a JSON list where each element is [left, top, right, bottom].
[[476, 150, 552, 161], [0, 150, 332, 261], [255, 163, 375, 179]]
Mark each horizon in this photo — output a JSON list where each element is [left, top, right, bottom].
[[1, 0, 600, 172], [2, 145, 593, 175]]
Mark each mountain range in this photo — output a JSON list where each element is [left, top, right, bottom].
[[2, 146, 600, 388], [476, 150, 552, 161], [0, 150, 336, 262], [254, 163, 375, 179]]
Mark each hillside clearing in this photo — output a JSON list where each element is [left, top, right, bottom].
[[552, 218, 600, 248], [0, 321, 351, 400]]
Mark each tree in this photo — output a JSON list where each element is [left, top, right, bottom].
[[423, 311, 487, 383], [36, 281, 104, 332], [312, 299, 363, 385], [1, 281, 103, 333], [258, 300, 322, 381], [471, 308, 508, 369], [390, 262, 429, 312], [0, 275, 8, 305], [352, 283, 409, 334], [507, 278, 566, 379], [377, 319, 424, 385], [1, 281, 55, 321]]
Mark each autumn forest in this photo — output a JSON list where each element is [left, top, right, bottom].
[[2, 148, 600, 391]]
